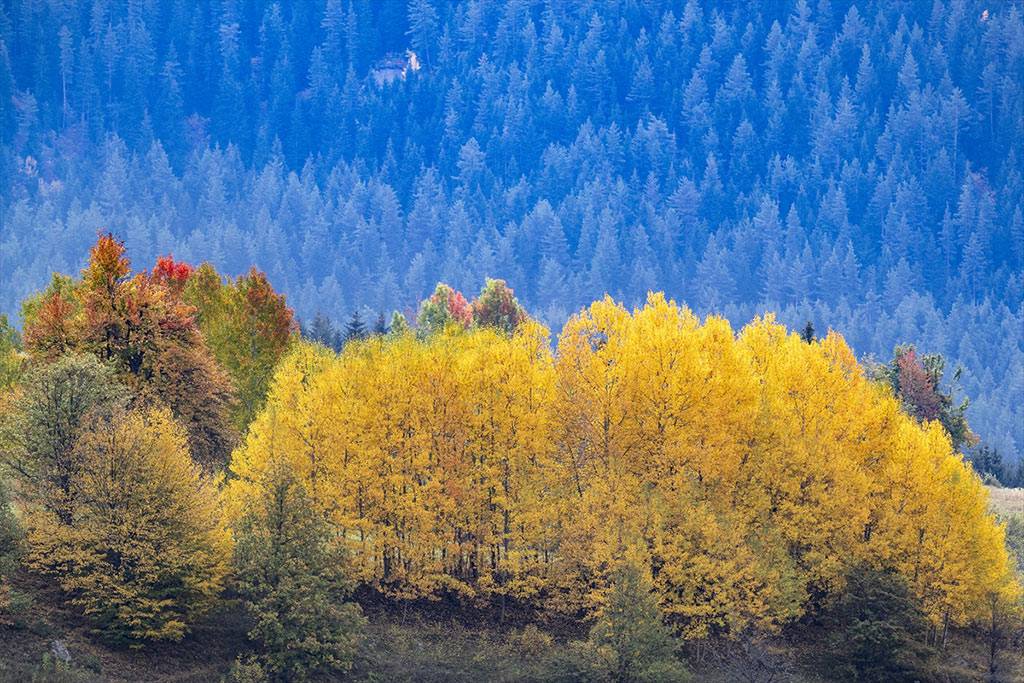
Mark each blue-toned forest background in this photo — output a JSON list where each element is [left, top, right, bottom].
[[0, 0, 1021, 463]]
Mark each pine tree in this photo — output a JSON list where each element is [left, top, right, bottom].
[[406, 0, 439, 67], [233, 460, 365, 682], [800, 320, 815, 343], [822, 564, 933, 681], [373, 312, 389, 336], [307, 312, 340, 351], [343, 310, 367, 342]]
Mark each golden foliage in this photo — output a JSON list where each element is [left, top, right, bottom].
[[23, 407, 230, 644], [226, 294, 1016, 638]]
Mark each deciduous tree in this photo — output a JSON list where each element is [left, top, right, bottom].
[[26, 407, 230, 644]]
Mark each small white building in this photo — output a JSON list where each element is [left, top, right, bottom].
[[370, 50, 421, 87]]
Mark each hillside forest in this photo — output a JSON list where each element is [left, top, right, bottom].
[[0, 0, 1021, 468], [0, 233, 1021, 681], [1, 0, 1024, 680]]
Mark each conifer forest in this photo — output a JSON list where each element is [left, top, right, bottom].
[[0, 0, 1023, 681]]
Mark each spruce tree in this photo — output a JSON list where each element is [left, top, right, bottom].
[[343, 310, 367, 343], [233, 460, 365, 682], [307, 312, 340, 351], [800, 320, 815, 343]]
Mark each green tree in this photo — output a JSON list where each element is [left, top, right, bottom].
[[0, 314, 23, 390], [0, 474, 22, 620], [0, 353, 124, 524], [233, 460, 365, 682], [185, 264, 295, 433], [799, 320, 815, 344], [388, 311, 411, 337], [343, 309, 367, 343], [967, 444, 1005, 483], [30, 407, 230, 645], [589, 561, 690, 683], [821, 563, 934, 682]]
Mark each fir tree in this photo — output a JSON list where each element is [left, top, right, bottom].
[[800, 321, 816, 343], [589, 561, 690, 682], [372, 312, 389, 336]]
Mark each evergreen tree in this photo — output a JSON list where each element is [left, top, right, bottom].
[[372, 312, 389, 336], [343, 310, 367, 342], [233, 460, 365, 682], [306, 312, 340, 351], [589, 561, 690, 683], [800, 320, 815, 343], [821, 564, 933, 682]]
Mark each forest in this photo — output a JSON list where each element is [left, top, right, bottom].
[[0, 0, 1021, 471], [0, 0, 1023, 680], [0, 234, 1020, 681]]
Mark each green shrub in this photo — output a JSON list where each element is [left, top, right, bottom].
[[223, 656, 269, 683]]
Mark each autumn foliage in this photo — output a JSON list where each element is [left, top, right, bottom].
[[17, 235, 294, 468], [415, 279, 527, 336], [24, 407, 230, 644], [183, 265, 296, 430], [227, 294, 1017, 640]]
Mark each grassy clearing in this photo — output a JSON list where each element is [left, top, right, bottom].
[[986, 486, 1024, 518]]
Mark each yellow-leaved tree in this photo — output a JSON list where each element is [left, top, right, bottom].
[[225, 291, 1017, 643], [25, 407, 230, 644]]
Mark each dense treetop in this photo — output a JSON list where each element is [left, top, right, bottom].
[[0, 0, 1021, 459]]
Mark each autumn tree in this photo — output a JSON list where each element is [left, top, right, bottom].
[[226, 292, 1016, 647], [416, 282, 473, 333], [184, 264, 296, 431], [19, 274, 79, 360], [873, 345, 975, 451], [472, 278, 527, 334], [233, 459, 365, 681], [26, 407, 230, 644], [20, 236, 238, 468], [0, 353, 124, 524]]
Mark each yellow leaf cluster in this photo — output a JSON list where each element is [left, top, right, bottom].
[[24, 407, 230, 643], [226, 294, 1016, 638]]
